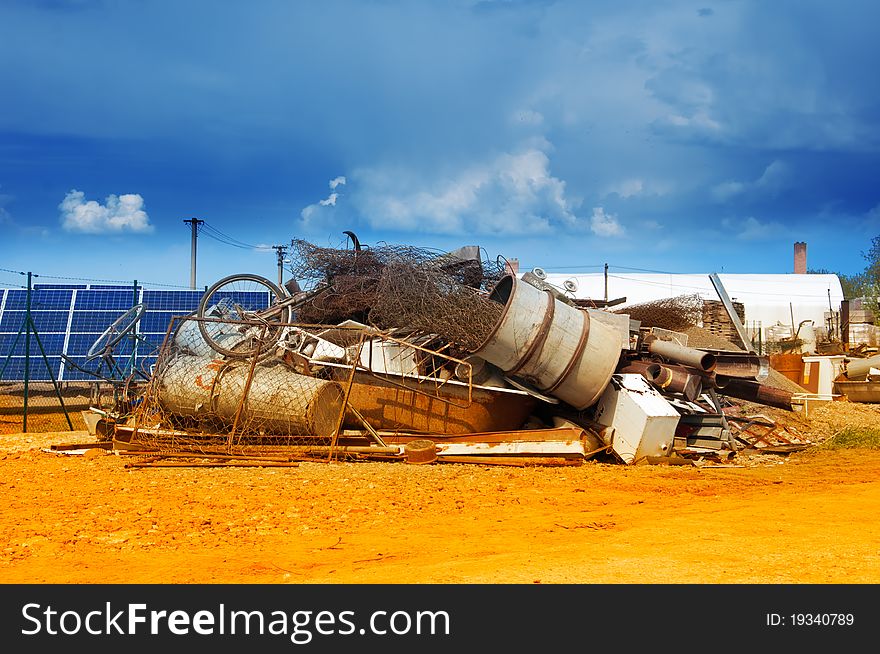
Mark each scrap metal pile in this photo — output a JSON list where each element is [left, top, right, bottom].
[[114, 238, 797, 467]]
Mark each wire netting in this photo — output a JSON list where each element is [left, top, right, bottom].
[[614, 294, 705, 332], [127, 315, 480, 459], [287, 240, 505, 348]]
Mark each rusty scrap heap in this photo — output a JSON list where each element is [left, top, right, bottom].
[[111, 236, 801, 468]]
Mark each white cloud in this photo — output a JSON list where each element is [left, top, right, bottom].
[[59, 190, 153, 233], [347, 146, 582, 235], [755, 160, 789, 193], [711, 180, 745, 202], [300, 175, 347, 225], [590, 207, 624, 237], [732, 216, 784, 240], [712, 160, 790, 203], [604, 178, 671, 199]]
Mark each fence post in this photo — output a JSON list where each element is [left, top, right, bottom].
[[23, 272, 31, 432]]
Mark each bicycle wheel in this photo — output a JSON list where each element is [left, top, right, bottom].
[[197, 273, 290, 358], [86, 303, 147, 361]]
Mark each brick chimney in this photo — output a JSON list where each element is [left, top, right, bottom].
[[505, 257, 520, 275], [794, 241, 807, 274]]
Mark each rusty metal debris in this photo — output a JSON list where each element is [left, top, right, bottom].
[[92, 236, 817, 468]]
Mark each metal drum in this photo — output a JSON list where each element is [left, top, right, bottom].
[[472, 274, 621, 410]]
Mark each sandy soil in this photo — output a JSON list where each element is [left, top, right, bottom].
[[2, 401, 880, 585]]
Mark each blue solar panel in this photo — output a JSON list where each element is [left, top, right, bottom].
[[33, 284, 88, 290], [89, 285, 142, 290], [74, 290, 138, 310], [0, 356, 62, 381], [140, 311, 180, 334], [0, 286, 207, 381], [64, 333, 138, 356], [142, 290, 203, 311], [4, 289, 74, 310], [69, 311, 129, 333], [0, 333, 66, 356], [0, 311, 71, 332]]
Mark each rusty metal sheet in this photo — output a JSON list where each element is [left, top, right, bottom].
[[434, 440, 585, 456], [341, 372, 537, 435]]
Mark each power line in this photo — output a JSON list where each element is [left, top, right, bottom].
[[198, 222, 272, 251]]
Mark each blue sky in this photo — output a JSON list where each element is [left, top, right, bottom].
[[1, 0, 879, 290]]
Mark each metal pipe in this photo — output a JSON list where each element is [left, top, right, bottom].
[[617, 360, 672, 386], [645, 336, 717, 372], [654, 363, 704, 401], [715, 376, 793, 410]]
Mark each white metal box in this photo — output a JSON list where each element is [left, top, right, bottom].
[[592, 373, 681, 464]]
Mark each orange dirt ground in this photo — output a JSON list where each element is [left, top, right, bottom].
[[3, 401, 880, 585]]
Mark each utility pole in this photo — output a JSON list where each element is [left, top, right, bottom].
[[273, 244, 288, 288], [604, 263, 609, 302], [183, 218, 204, 289]]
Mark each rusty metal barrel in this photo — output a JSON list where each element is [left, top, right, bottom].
[[155, 354, 345, 437], [472, 274, 621, 410]]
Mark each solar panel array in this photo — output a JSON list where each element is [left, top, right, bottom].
[[0, 284, 225, 382]]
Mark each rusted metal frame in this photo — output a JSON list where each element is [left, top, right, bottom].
[[705, 387, 735, 449], [316, 333, 475, 409], [363, 330, 474, 402], [227, 323, 268, 452], [303, 445, 400, 455], [346, 404, 388, 447], [129, 314, 181, 445], [545, 309, 591, 394], [378, 426, 587, 444], [584, 444, 614, 458], [126, 460, 301, 468], [143, 452, 298, 462], [506, 290, 555, 377], [329, 335, 366, 462], [354, 366, 474, 410]]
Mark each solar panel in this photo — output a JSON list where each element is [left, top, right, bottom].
[[4, 289, 74, 310], [33, 284, 88, 290], [0, 285, 276, 382], [0, 333, 66, 356], [0, 356, 62, 381], [74, 290, 138, 311], [142, 290, 203, 311]]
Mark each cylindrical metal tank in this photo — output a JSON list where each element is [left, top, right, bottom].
[[472, 274, 621, 410], [155, 354, 344, 437]]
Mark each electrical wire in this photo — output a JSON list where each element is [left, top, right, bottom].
[[198, 222, 273, 251]]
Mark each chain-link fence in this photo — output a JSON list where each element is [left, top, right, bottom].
[[122, 315, 481, 461]]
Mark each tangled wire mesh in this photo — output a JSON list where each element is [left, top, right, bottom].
[[287, 239, 506, 349], [614, 294, 705, 332]]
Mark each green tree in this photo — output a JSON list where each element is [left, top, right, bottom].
[[808, 237, 880, 303]]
